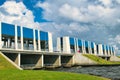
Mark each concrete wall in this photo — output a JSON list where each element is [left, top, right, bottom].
[[21, 54, 43, 68], [110, 56, 120, 62], [74, 53, 97, 65], [61, 55, 73, 67], [44, 55, 60, 67]]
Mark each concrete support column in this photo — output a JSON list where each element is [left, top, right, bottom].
[[15, 24, 18, 50], [82, 40, 86, 54], [94, 43, 97, 55], [48, 32, 53, 52], [0, 21, 2, 49], [63, 37, 70, 53], [74, 38, 77, 53], [76, 38, 79, 53], [41, 54, 44, 67], [35, 55, 43, 68], [59, 55, 61, 66], [98, 44, 103, 55], [88, 41, 92, 54], [21, 26, 23, 50], [33, 29, 36, 51], [57, 38, 61, 52], [38, 30, 41, 51], [15, 53, 21, 67]]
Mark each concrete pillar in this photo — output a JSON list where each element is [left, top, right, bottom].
[[74, 38, 77, 53], [35, 55, 43, 68], [82, 40, 86, 54], [38, 30, 41, 51], [57, 38, 61, 52], [98, 44, 103, 55], [88, 41, 92, 54], [41, 54, 44, 67], [14, 53, 21, 67], [33, 29, 36, 51], [76, 38, 79, 53], [21, 26, 23, 50], [94, 43, 97, 55], [54, 55, 60, 67], [15, 24, 18, 50], [63, 37, 70, 53], [59, 55, 61, 66], [48, 32, 53, 52], [0, 21, 2, 49]]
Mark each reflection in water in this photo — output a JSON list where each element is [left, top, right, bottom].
[[54, 66, 120, 80]]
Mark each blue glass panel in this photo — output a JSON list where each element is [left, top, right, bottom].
[[106, 45, 109, 51], [91, 42, 94, 48], [1, 22, 15, 36], [102, 45, 106, 50], [78, 39, 82, 46], [40, 31, 48, 41], [23, 27, 33, 39], [109, 46, 111, 50], [112, 47, 114, 52], [69, 38, 75, 45], [35, 30, 38, 40], [17, 26, 21, 37], [85, 41, 89, 47]]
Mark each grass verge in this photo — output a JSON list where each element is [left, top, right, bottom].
[[83, 54, 120, 64], [0, 70, 110, 80], [0, 53, 17, 70]]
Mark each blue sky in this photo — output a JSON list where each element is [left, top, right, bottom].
[[0, 0, 120, 54]]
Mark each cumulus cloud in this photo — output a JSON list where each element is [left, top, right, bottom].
[[0, 1, 39, 29], [36, 0, 120, 54]]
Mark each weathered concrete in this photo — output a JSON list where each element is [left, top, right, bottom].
[[61, 55, 73, 67], [110, 56, 120, 62], [21, 54, 43, 69], [44, 55, 60, 68], [74, 53, 97, 65]]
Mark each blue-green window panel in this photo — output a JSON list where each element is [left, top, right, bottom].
[[35, 30, 38, 40], [91, 42, 94, 48], [85, 41, 89, 47], [102, 45, 106, 50], [78, 39, 82, 46], [106, 45, 109, 51], [17, 26, 21, 37], [23, 27, 33, 39], [40, 31, 48, 41], [69, 37, 75, 45], [1, 22, 15, 36]]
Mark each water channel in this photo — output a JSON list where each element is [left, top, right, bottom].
[[52, 66, 120, 80]]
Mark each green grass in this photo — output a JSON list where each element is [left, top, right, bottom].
[[0, 53, 17, 70], [0, 70, 109, 80], [83, 54, 120, 64]]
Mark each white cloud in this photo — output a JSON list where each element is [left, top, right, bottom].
[[99, 0, 112, 6], [36, 0, 120, 54], [0, 1, 39, 29]]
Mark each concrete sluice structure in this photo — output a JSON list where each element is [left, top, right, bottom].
[[1, 50, 74, 69], [57, 36, 115, 60], [0, 22, 74, 69], [0, 22, 117, 69]]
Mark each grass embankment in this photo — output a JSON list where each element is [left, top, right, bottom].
[[0, 70, 109, 80], [0, 53, 17, 70], [83, 54, 120, 64]]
